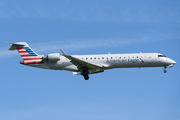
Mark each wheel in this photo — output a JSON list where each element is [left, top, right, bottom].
[[84, 75, 89, 80], [164, 69, 167, 73]]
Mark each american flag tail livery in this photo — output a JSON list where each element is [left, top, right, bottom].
[[7, 42, 44, 65]]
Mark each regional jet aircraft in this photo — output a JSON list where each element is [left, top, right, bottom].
[[7, 42, 176, 80]]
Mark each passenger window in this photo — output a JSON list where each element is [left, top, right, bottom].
[[137, 56, 138, 58], [119, 57, 121, 59], [86, 58, 88, 60], [90, 58, 92, 60], [94, 57, 96, 59], [111, 57, 113, 59], [102, 57, 104, 59]]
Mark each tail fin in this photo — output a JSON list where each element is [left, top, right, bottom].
[[7, 42, 44, 65]]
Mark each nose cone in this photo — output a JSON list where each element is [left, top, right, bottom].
[[172, 60, 176, 65], [168, 59, 176, 65]]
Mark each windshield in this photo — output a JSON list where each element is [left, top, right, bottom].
[[158, 55, 167, 57]]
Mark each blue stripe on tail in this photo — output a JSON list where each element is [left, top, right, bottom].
[[24, 47, 38, 56]]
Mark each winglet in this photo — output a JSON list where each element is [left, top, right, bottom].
[[60, 49, 68, 56]]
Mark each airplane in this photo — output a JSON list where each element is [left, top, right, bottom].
[[7, 42, 176, 80]]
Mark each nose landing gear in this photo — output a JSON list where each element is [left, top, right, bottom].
[[163, 66, 167, 73]]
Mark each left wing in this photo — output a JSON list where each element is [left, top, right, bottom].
[[60, 49, 106, 72]]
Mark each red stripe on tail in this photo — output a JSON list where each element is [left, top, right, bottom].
[[23, 58, 41, 61], [21, 55, 31, 57], [18, 51, 28, 53]]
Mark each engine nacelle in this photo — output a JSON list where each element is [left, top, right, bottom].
[[42, 53, 60, 62]]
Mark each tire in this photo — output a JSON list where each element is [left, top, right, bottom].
[[84, 75, 89, 80]]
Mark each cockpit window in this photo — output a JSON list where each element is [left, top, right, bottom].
[[158, 55, 167, 57]]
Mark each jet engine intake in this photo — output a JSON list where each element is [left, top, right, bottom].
[[42, 53, 60, 62]]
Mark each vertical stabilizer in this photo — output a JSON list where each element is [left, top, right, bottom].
[[7, 42, 44, 65]]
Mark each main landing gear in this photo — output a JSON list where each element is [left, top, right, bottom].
[[84, 75, 89, 80], [163, 66, 167, 73], [82, 69, 89, 80]]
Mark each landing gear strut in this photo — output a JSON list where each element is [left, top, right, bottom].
[[164, 66, 167, 73], [82, 69, 89, 80]]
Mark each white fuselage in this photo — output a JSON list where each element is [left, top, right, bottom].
[[8, 42, 176, 80], [27, 53, 176, 72]]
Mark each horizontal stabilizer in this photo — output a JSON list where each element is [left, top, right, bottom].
[[6, 42, 26, 50]]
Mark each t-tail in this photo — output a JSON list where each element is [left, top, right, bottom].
[[7, 42, 44, 65]]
